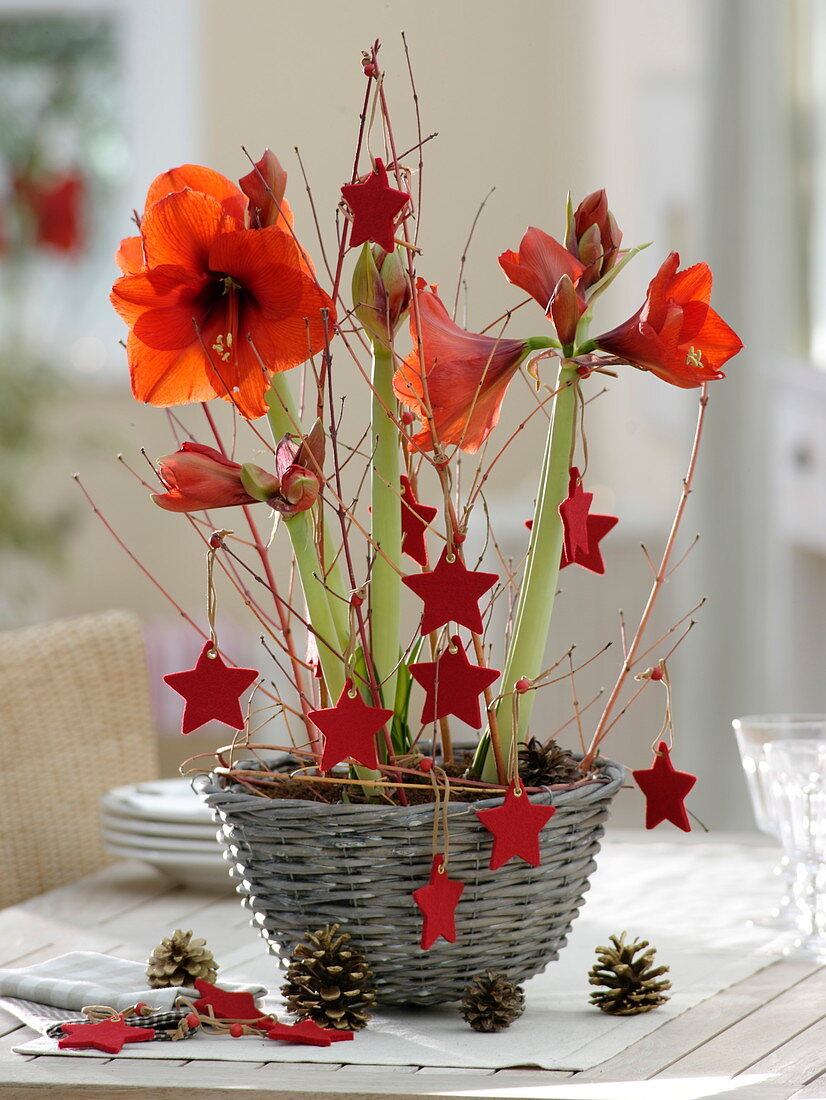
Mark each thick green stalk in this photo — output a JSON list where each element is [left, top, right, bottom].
[[479, 362, 578, 781], [369, 342, 402, 707]]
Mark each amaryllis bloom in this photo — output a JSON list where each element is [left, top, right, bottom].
[[111, 163, 334, 419], [499, 226, 585, 316], [153, 442, 257, 512], [566, 189, 622, 289], [594, 252, 743, 388], [393, 281, 534, 454]]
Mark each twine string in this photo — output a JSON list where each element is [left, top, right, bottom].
[[207, 530, 233, 657]]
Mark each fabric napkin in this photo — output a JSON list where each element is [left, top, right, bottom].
[[0, 951, 267, 1012]]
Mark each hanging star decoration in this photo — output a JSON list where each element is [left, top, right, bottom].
[[307, 681, 393, 771], [409, 636, 500, 729], [412, 854, 465, 950], [560, 513, 618, 574], [632, 741, 696, 831], [559, 466, 594, 559], [58, 1018, 156, 1054], [340, 157, 411, 253], [476, 779, 556, 870], [193, 979, 270, 1024], [400, 475, 438, 566], [163, 642, 259, 735], [403, 547, 498, 635], [267, 1020, 354, 1046]]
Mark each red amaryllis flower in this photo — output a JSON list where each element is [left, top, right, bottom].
[[111, 187, 335, 418], [153, 442, 257, 512], [393, 281, 532, 454], [594, 252, 743, 388], [499, 226, 585, 315]]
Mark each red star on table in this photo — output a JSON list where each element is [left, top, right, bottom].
[[632, 741, 696, 831], [341, 157, 411, 253], [58, 1018, 156, 1054], [403, 548, 498, 635], [308, 681, 393, 771], [193, 979, 269, 1023], [475, 779, 556, 870], [409, 636, 500, 729], [267, 1020, 354, 1046], [163, 642, 258, 735], [560, 512, 618, 574], [412, 854, 465, 950], [400, 475, 438, 567], [559, 467, 594, 559]]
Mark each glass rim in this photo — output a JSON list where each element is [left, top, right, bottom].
[[732, 714, 826, 730], [764, 737, 826, 754]]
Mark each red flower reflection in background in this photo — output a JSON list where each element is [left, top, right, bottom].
[[111, 164, 334, 419], [595, 252, 743, 388], [14, 171, 85, 254], [394, 281, 530, 454]]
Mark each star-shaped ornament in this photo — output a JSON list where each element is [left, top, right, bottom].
[[632, 741, 696, 831], [560, 512, 618, 574], [400, 475, 438, 567], [412, 854, 465, 950], [58, 1018, 156, 1054], [476, 780, 556, 869], [308, 682, 393, 771], [193, 979, 269, 1023], [403, 548, 498, 635], [267, 1020, 354, 1046], [341, 158, 410, 253], [163, 642, 258, 735], [409, 636, 499, 729], [559, 467, 593, 559]]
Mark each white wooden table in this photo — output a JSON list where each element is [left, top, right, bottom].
[[0, 836, 824, 1100]]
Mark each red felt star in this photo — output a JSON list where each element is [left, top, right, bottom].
[[58, 1018, 156, 1054], [341, 158, 410, 253], [308, 681, 393, 771], [267, 1020, 353, 1045], [632, 741, 696, 831], [163, 642, 258, 735], [560, 512, 618, 574], [403, 548, 498, 635], [559, 467, 593, 559], [193, 979, 268, 1022], [400, 475, 438, 567], [409, 636, 499, 729], [475, 780, 556, 869], [412, 854, 465, 950]]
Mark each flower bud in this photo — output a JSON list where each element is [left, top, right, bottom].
[[549, 274, 587, 348], [567, 189, 622, 289], [279, 465, 321, 513], [240, 462, 281, 502], [352, 243, 411, 344], [238, 149, 289, 229]]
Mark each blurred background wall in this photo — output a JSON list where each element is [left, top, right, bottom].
[[1, 0, 824, 830]]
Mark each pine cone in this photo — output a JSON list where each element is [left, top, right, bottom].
[[588, 932, 671, 1015], [518, 738, 581, 787], [282, 924, 376, 1031], [459, 971, 525, 1032], [146, 929, 218, 989]]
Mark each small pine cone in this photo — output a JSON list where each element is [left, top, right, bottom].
[[518, 738, 581, 787], [588, 932, 671, 1015], [146, 930, 218, 989], [282, 924, 376, 1031], [459, 971, 525, 1033]]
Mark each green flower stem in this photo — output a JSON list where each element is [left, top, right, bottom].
[[284, 508, 345, 702], [369, 342, 402, 708], [266, 374, 349, 649], [479, 362, 578, 781]]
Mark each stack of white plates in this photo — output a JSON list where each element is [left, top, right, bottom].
[[101, 778, 233, 892]]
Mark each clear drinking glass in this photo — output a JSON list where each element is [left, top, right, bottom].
[[732, 715, 826, 926], [764, 740, 826, 961]]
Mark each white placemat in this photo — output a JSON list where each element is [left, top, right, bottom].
[[10, 838, 781, 1072]]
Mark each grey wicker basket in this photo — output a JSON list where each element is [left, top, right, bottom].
[[198, 757, 624, 1006]]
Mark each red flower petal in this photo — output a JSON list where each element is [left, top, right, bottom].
[[145, 164, 248, 225], [498, 226, 585, 315], [140, 190, 236, 272]]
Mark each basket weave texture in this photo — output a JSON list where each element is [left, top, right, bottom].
[[199, 758, 624, 1006]]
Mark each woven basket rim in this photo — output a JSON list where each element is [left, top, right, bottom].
[[195, 755, 625, 820]]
